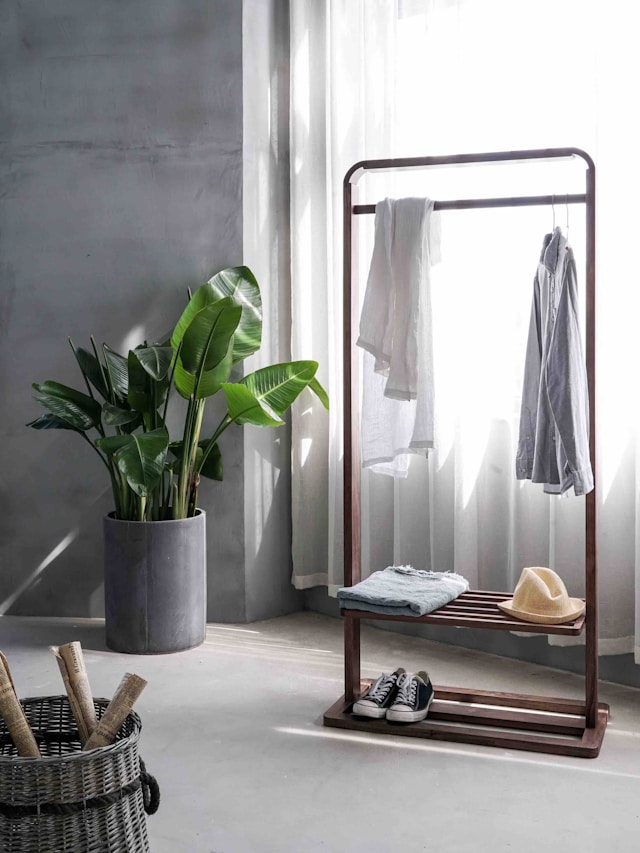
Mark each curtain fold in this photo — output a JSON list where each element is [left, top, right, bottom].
[[290, 0, 640, 658]]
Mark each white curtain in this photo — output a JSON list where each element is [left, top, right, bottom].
[[290, 0, 640, 658]]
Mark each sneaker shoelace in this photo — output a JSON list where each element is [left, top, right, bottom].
[[366, 672, 397, 703], [395, 672, 418, 707]]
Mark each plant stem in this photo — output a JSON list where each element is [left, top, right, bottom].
[[175, 397, 195, 518], [81, 432, 111, 473], [162, 341, 181, 428], [188, 472, 200, 518], [175, 396, 206, 518], [196, 414, 232, 474], [163, 474, 169, 517], [108, 468, 122, 518], [171, 481, 178, 518]]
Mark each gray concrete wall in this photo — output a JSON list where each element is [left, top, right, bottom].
[[0, 1, 247, 619]]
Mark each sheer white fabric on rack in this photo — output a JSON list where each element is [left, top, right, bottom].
[[290, 0, 640, 658]]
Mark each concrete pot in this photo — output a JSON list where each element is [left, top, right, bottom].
[[103, 510, 206, 654]]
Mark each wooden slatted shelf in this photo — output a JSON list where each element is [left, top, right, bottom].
[[340, 590, 586, 635], [326, 604, 606, 757], [324, 684, 609, 758]]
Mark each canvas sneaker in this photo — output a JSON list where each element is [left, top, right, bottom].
[[352, 668, 406, 718], [386, 670, 434, 723]]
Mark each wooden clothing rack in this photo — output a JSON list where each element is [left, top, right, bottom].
[[323, 147, 609, 758]]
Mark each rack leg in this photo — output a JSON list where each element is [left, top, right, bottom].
[[344, 618, 360, 703], [585, 615, 598, 728], [584, 168, 598, 731]]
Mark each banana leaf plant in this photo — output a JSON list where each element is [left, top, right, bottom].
[[28, 266, 328, 521]]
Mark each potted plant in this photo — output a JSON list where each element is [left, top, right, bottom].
[[28, 266, 328, 653]]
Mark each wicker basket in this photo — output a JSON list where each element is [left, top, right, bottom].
[[0, 695, 159, 853]]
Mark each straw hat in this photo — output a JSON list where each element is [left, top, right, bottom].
[[497, 567, 585, 625]]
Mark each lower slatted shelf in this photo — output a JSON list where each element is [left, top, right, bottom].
[[324, 681, 609, 758]]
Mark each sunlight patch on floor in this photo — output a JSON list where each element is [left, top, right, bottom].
[[274, 726, 640, 779], [206, 625, 262, 634]]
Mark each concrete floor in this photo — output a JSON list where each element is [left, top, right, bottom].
[[0, 611, 639, 853]]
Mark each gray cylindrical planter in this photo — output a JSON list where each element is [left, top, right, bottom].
[[104, 510, 206, 654]]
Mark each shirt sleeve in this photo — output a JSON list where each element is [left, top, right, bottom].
[[516, 272, 543, 480], [544, 253, 594, 496]]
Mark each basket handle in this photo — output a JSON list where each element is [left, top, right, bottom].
[[140, 758, 160, 815]]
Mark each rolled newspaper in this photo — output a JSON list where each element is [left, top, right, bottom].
[[0, 651, 40, 757], [50, 642, 97, 745], [83, 673, 147, 751]]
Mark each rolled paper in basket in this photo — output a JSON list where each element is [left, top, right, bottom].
[[0, 651, 40, 757], [83, 673, 147, 751], [50, 642, 98, 745]]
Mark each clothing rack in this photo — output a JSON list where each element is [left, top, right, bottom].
[[323, 147, 609, 758]]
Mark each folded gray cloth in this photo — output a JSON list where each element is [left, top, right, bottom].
[[338, 565, 469, 617]]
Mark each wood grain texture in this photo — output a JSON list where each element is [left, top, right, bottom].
[[341, 591, 586, 635], [323, 693, 609, 759]]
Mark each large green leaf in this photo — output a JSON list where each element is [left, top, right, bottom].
[[98, 428, 169, 497], [206, 266, 262, 363], [240, 361, 320, 418], [171, 266, 262, 365], [26, 413, 86, 434], [103, 345, 128, 399], [103, 403, 142, 427], [127, 350, 169, 412], [32, 381, 102, 430], [174, 337, 234, 400], [172, 297, 240, 400], [134, 345, 173, 381], [73, 346, 108, 399], [172, 361, 196, 400], [308, 376, 330, 411], [180, 299, 242, 376], [95, 434, 131, 455], [221, 383, 285, 427]]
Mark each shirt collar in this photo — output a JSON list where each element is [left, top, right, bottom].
[[542, 226, 567, 273]]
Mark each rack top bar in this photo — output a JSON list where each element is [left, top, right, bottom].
[[344, 147, 595, 186], [353, 192, 587, 214]]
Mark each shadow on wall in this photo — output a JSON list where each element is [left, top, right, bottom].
[[243, 420, 302, 624], [0, 427, 113, 618], [1, 299, 185, 619], [0, 326, 132, 620]]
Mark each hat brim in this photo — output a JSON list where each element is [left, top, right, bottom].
[[497, 597, 585, 625]]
